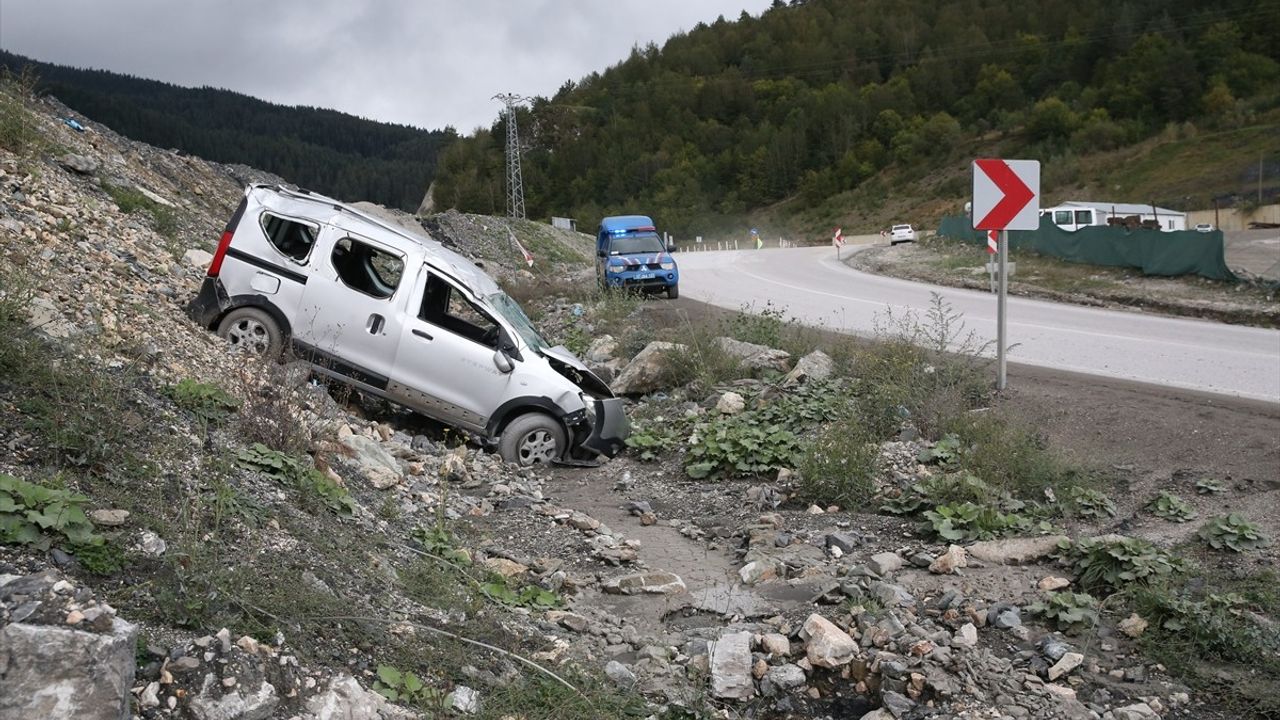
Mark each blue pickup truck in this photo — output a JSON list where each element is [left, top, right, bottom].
[[595, 215, 680, 299]]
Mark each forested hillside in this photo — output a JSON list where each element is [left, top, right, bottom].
[[0, 50, 455, 211], [433, 0, 1280, 235]]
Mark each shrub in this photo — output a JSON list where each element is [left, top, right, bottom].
[[0, 66, 49, 157], [685, 415, 801, 479], [373, 665, 452, 710], [917, 433, 963, 467], [1147, 491, 1196, 522], [796, 422, 879, 509], [624, 421, 683, 462], [923, 501, 1039, 541], [237, 444, 356, 517], [1194, 477, 1225, 495], [1199, 514, 1272, 553], [167, 378, 240, 426], [0, 473, 102, 549], [1028, 592, 1100, 631], [941, 412, 1091, 502], [1065, 486, 1116, 519], [1130, 572, 1280, 716], [1057, 537, 1181, 594]]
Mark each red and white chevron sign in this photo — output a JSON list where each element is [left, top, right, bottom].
[[986, 230, 998, 254], [972, 158, 1040, 231]]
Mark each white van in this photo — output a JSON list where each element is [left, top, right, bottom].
[[187, 185, 628, 465]]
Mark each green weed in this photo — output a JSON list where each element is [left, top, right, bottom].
[[0, 473, 102, 549], [1028, 591, 1100, 631], [1199, 514, 1272, 553]]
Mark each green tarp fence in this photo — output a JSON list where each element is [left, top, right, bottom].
[[936, 215, 1237, 282]]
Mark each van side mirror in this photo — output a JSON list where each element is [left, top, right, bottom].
[[597, 250, 607, 258], [668, 244, 679, 253], [493, 350, 514, 374]]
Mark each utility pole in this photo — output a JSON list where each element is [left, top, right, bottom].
[[493, 94, 526, 220]]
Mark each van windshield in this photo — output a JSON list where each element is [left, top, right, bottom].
[[488, 292, 550, 353], [609, 233, 664, 255]]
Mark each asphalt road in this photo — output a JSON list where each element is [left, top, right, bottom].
[[676, 244, 1280, 402]]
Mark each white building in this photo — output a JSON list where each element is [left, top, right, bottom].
[[1040, 201, 1187, 232]]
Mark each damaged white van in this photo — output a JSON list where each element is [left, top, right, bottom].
[[187, 185, 628, 465]]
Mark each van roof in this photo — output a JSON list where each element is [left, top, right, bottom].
[[247, 184, 500, 297], [599, 215, 655, 233]]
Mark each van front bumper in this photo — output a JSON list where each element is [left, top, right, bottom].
[[580, 397, 629, 458]]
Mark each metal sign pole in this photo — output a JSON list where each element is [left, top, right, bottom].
[[997, 230, 1008, 390]]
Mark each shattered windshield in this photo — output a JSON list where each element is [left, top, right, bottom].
[[610, 233, 664, 255], [488, 292, 550, 353]]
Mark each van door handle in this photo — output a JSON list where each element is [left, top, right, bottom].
[[412, 329, 433, 341], [366, 313, 384, 335]]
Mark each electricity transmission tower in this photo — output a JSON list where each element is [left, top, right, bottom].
[[493, 93, 526, 219]]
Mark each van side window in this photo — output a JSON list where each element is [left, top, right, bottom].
[[1054, 210, 1072, 225], [260, 213, 317, 262], [1075, 210, 1092, 225], [331, 238, 403, 299], [419, 274, 500, 348]]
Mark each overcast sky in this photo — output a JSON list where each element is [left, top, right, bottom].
[[0, 0, 771, 132]]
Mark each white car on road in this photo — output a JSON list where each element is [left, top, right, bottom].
[[890, 224, 916, 245]]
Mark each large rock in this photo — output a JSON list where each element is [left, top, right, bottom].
[[783, 350, 833, 386], [0, 619, 138, 720], [1103, 703, 1161, 720], [585, 335, 618, 363], [713, 336, 791, 372], [868, 552, 904, 576], [766, 663, 806, 690], [602, 571, 686, 595], [189, 674, 278, 720], [716, 391, 746, 415], [967, 535, 1069, 565], [802, 614, 857, 668], [303, 674, 415, 719], [612, 341, 685, 395], [183, 248, 215, 269], [57, 153, 99, 174], [340, 434, 402, 489], [709, 631, 754, 699]]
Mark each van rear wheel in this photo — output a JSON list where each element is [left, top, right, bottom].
[[499, 413, 565, 466], [217, 307, 283, 359]]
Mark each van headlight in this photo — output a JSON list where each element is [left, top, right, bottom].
[[607, 263, 625, 274], [580, 394, 597, 424], [660, 261, 675, 270]]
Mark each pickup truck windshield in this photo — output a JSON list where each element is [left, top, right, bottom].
[[488, 292, 550, 352], [610, 233, 664, 255]]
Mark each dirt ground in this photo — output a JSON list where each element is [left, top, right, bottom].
[[642, 298, 1280, 555]]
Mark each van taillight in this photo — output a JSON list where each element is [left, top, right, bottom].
[[207, 229, 234, 277]]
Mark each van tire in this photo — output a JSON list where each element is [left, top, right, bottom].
[[217, 307, 284, 359], [498, 413, 565, 466], [667, 284, 679, 299]]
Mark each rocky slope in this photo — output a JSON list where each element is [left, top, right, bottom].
[[1, 82, 1275, 720]]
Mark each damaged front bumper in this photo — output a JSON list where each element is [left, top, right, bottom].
[[578, 397, 629, 458]]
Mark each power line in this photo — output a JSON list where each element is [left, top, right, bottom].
[[493, 93, 527, 219]]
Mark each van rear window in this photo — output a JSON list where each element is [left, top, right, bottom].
[[332, 238, 403, 299], [261, 213, 317, 262]]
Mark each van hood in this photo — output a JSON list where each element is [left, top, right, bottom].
[[539, 345, 614, 398]]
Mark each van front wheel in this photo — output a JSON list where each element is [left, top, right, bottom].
[[499, 413, 565, 466], [217, 307, 283, 359], [667, 283, 679, 299]]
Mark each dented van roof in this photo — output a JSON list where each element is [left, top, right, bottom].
[[246, 184, 501, 297]]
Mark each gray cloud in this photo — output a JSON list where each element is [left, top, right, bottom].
[[0, 0, 770, 131]]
